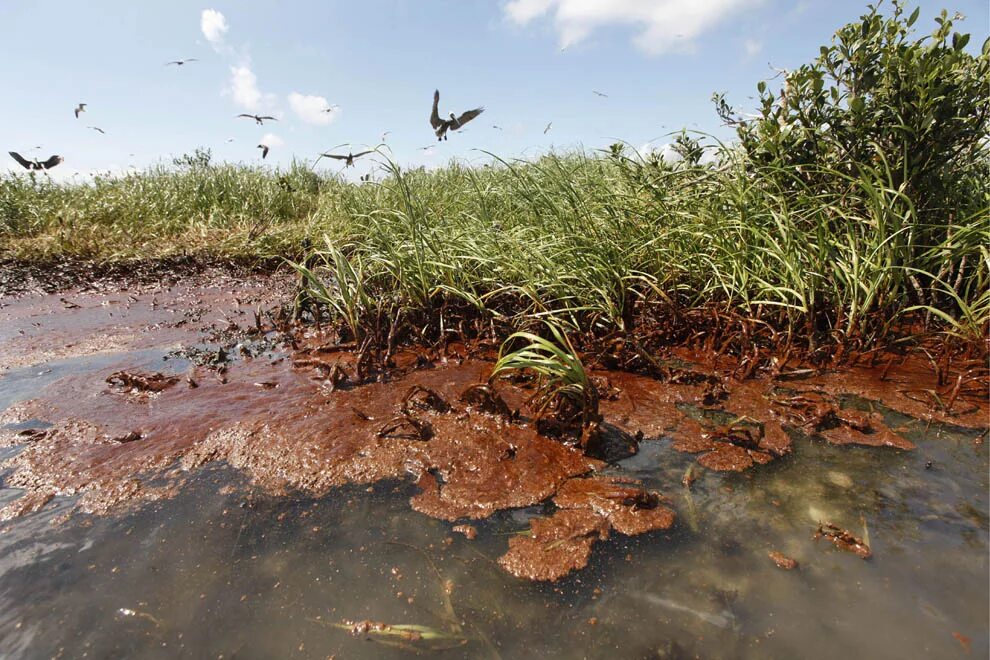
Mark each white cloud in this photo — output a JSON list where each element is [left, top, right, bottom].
[[639, 141, 682, 163], [227, 65, 277, 111], [259, 133, 284, 148], [698, 147, 721, 166], [505, 0, 762, 55], [201, 9, 229, 49], [743, 37, 763, 58], [288, 92, 339, 126]]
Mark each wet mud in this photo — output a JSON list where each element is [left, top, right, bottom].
[[0, 273, 987, 584]]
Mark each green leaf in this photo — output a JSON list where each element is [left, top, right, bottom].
[[906, 7, 920, 27], [952, 32, 970, 51]]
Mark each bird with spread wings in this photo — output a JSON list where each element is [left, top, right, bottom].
[[9, 152, 63, 170], [430, 90, 484, 141], [237, 114, 277, 125], [314, 150, 374, 168]]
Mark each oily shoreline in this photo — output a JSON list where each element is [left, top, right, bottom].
[[0, 272, 986, 581]]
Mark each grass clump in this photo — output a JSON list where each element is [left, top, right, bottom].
[[491, 324, 601, 448]]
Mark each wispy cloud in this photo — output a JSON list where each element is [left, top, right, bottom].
[[227, 65, 276, 112], [288, 92, 339, 126], [743, 37, 763, 58], [200, 9, 229, 50], [505, 0, 763, 55], [205, 10, 278, 115]]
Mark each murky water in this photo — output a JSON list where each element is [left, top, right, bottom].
[[0, 349, 986, 659]]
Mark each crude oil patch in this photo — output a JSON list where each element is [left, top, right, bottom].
[[0, 277, 987, 584]]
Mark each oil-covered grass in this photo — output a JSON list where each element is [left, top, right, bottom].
[[3, 146, 987, 352], [300, 149, 988, 352], [2, 2, 987, 358]]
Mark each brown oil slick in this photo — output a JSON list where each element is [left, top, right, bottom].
[[498, 508, 610, 582], [1, 273, 987, 584], [497, 476, 676, 581]]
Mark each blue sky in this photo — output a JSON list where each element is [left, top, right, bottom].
[[1, 0, 986, 180]]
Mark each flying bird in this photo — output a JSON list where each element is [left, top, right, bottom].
[[492, 125, 503, 130], [430, 90, 484, 141], [74, 103, 87, 118], [238, 114, 277, 125], [592, 90, 608, 97], [257, 144, 269, 159], [166, 58, 198, 66], [315, 150, 373, 168], [543, 122, 552, 134], [323, 104, 339, 113], [380, 131, 391, 142], [9, 152, 63, 170], [226, 138, 235, 143], [88, 126, 106, 134]]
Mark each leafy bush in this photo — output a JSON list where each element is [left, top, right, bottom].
[[717, 1, 989, 224]]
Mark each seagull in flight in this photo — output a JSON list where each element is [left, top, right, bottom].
[[257, 144, 270, 159], [430, 90, 484, 141], [166, 58, 198, 66], [492, 125, 503, 131], [543, 122, 552, 134], [74, 103, 87, 118], [9, 152, 63, 170], [315, 150, 374, 168], [380, 131, 391, 142], [592, 90, 608, 97], [237, 114, 277, 125], [323, 104, 339, 113], [88, 126, 106, 134]]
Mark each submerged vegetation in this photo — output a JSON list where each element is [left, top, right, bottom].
[[2, 3, 987, 365]]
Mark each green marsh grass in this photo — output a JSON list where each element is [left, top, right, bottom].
[[3, 147, 986, 355], [492, 323, 600, 442]]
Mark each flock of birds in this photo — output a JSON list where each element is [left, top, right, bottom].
[[9, 57, 608, 173]]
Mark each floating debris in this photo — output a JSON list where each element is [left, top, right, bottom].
[[116, 607, 162, 627], [452, 524, 477, 540], [814, 522, 872, 559], [768, 550, 798, 570], [106, 371, 179, 394]]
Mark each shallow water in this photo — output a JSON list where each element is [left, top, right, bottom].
[[0, 351, 986, 659]]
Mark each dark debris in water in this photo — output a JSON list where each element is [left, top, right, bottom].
[[106, 371, 179, 394], [768, 550, 798, 570], [814, 522, 872, 559]]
